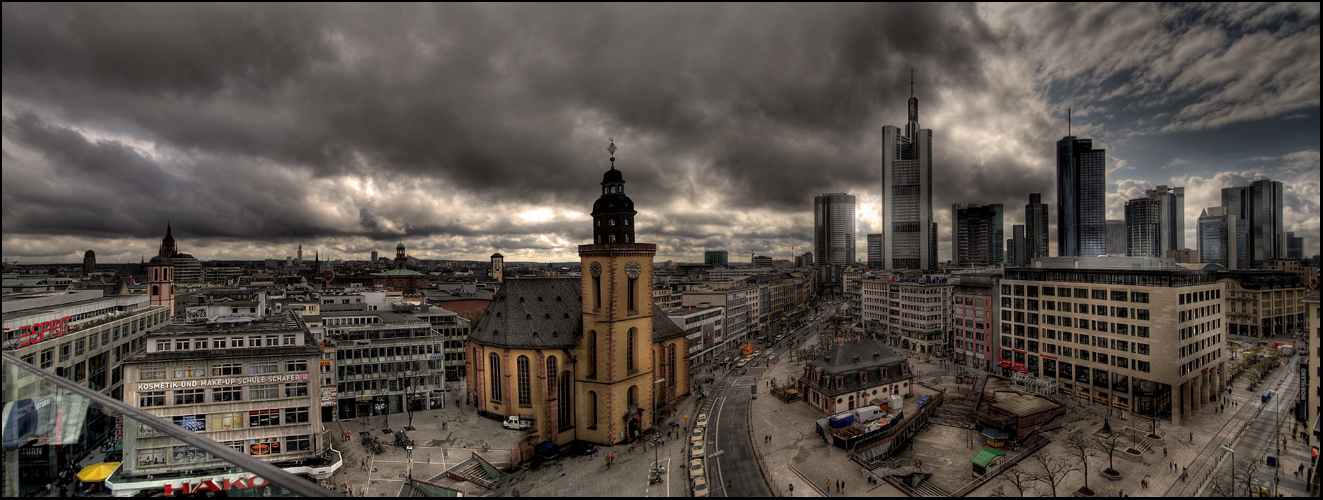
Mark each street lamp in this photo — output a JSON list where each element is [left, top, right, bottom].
[[654, 377, 666, 482], [1220, 445, 1237, 495]]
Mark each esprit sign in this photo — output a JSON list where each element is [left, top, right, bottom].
[[163, 475, 270, 496], [2, 316, 74, 348], [137, 373, 305, 391]]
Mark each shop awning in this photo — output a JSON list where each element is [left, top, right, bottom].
[[998, 361, 1012, 368], [77, 462, 121, 482]]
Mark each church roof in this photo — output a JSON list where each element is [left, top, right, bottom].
[[147, 255, 174, 266], [469, 278, 583, 349], [376, 269, 426, 276], [491, 252, 504, 259], [467, 278, 689, 350]]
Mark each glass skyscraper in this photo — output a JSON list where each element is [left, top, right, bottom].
[[1144, 185, 1185, 255], [1221, 179, 1284, 268], [814, 192, 856, 266], [952, 203, 1003, 267], [1197, 207, 1247, 269], [881, 77, 935, 270], [1125, 197, 1161, 257], [1056, 137, 1106, 257], [1025, 193, 1049, 260]]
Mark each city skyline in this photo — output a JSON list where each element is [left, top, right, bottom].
[[3, 3, 1319, 265]]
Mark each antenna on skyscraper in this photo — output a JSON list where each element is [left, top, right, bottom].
[[1068, 107, 1071, 136], [910, 69, 914, 97]]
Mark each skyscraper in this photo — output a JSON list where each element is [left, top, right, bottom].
[[1009, 224, 1027, 267], [814, 193, 856, 267], [1125, 197, 1161, 257], [1285, 232, 1303, 259], [1145, 185, 1185, 255], [1105, 219, 1126, 255], [83, 250, 96, 277], [1057, 136, 1107, 257], [1222, 179, 1284, 268], [952, 203, 1003, 267], [866, 234, 883, 269], [1197, 207, 1247, 270], [1025, 193, 1049, 260], [704, 250, 729, 267], [881, 73, 935, 270]]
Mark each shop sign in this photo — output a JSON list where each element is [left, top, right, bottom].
[[3, 316, 74, 348], [138, 374, 304, 391], [320, 387, 338, 407], [163, 475, 270, 496]]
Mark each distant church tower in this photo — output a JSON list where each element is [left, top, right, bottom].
[[577, 139, 659, 443], [83, 250, 97, 277], [395, 241, 408, 269], [490, 252, 504, 282], [148, 224, 177, 316]]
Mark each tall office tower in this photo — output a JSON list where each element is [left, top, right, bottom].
[[1286, 232, 1303, 259], [297, 244, 303, 266], [814, 193, 857, 266], [371, 250, 378, 264], [952, 204, 1004, 267], [881, 74, 936, 270], [867, 234, 884, 269], [1145, 185, 1185, 255], [1105, 220, 1126, 255], [83, 249, 96, 276], [1025, 193, 1049, 260], [1008, 224, 1027, 267], [1196, 207, 1246, 270], [704, 250, 729, 267], [751, 255, 773, 268], [1125, 197, 1161, 257], [1222, 179, 1284, 268], [1057, 136, 1107, 256]]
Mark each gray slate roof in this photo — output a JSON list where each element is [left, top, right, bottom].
[[810, 338, 906, 375], [468, 278, 688, 349]]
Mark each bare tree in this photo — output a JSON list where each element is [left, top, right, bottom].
[[1208, 456, 1260, 497], [999, 465, 1038, 497], [1064, 436, 1098, 496], [1030, 449, 1080, 497], [1096, 435, 1123, 476]]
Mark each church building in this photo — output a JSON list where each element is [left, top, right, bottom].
[[464, 141, 690, 448]]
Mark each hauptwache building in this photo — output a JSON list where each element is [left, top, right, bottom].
[[465, 142, 690, 447]]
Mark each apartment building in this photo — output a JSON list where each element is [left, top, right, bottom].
[[681, 288, 755, 359], [860, 276, 952, 356], [665, 305, 725, 367], [952, 274, 1000, 372], [325, 308, 450, 418], [1002, 257, 1226, 425]]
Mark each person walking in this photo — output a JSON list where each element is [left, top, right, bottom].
[[1141, 477, 1148, 489], [1163, 447, 1167, 457]]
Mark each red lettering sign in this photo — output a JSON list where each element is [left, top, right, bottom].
[[163, 476, 268, 496], [6, 316, 73, 348]]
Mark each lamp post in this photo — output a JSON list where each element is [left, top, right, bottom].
[[1220, 445, 1237, 495], [654, 378, 666, 482]]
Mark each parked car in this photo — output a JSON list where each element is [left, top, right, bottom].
[[689, 458, 705, 479], [693, 476, 710, 497], [566, 441, 599, 456]]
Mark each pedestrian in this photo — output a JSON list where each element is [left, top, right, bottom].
[[1163, 447, 1167, 457], [825, 477, 830, 491], [443, 422, 447, 431], [789, 483, 794, 495], [1141, 477, 1148, 489]]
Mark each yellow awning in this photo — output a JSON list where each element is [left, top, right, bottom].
[[77, 462, 121, 482]]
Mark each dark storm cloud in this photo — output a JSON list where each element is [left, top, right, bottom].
[[2, 3, 1317, 263]]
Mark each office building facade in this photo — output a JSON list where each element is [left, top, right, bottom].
[[1026, 193, 1049, 261], [704, 250, 729, 268], [952, 203, 1004, 267], [881, 82, 936, 270], [1197, 207, 1247, 270], [1105, 220, 1126, 255], [1125, 197, 1162, 258], [1286, 232, 1303, 259], [1057, 137, 1107, 257], [952, 274, 1000, 372], [814, 192, 857, 267], [1008, 225, 1027, 267], [1222, 179, 1284, 268], [867, 234, 884, 269], [1145, 185, 1185, 255]]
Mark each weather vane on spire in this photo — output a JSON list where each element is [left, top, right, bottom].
[[607, 138, 617, 167]]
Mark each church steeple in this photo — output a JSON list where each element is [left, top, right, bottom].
[[591, 139, 637, 245], [158, 221, 178, 258]]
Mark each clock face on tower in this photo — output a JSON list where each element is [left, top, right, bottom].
[[589, 262, 602, 277], [625, 261, 642, 279]]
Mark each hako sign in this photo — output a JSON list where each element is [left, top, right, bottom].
[[163, 475, 271, 496], [2, 316, 74, 348]]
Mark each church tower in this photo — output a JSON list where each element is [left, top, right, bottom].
[[148, 224, 176, 316], [395, 241, 408, 270], [490, 252, 504, 282], [577, 139, 658, 444]]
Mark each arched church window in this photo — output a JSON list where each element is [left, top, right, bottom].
[[517, 356, 531, 406], [489, 353, 502, 402]]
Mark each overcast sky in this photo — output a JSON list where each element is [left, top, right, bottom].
[[3, 3, 1319, 266]]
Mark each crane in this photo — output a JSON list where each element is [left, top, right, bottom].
[[748, 251, 756, 268]]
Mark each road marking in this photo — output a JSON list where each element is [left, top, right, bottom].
[[711, 395, 728, 496]]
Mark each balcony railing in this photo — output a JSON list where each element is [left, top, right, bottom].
[[2, 351, 333, 498]]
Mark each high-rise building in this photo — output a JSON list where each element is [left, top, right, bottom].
[[1125, 197, 1162, 257], [952, 203, 1003, 267], [751, 255, 773, 269], [1286, 232, 1303, 259], [1025, 193, 1049, 260], [1057, 136, 1107, 257], [867, 234, 883, 269], [1197, 207, 1247, 270], [704, 250, 729, 267], [814, 192, 856, 267], [1009, 225, 1027, 267], [1105, 219, 1126, 255], [83, 249, 96, 276], [1222, 179, 1284, 268], [881, 74, 935, 270], [1167, 249, 1200, 263], [1145, 185, 1185, 255], [371, 250, 378, 264]]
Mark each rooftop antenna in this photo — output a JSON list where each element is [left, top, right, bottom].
[[1068, 107, 1071, 136], [910, 69, 914, 98]]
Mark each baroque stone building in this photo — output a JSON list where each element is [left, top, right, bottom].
[[464, 142, 690, 447]]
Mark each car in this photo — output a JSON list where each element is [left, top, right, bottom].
[[691, 427, 704, 439], [689, 458, 704, 479], [690, 442, 705, 458], [752, 361, 759, 367], [566, 441, 599, 456], [693, 476, 710, 497], [738, 368, 747, 376], [696, 413, 709, 427]]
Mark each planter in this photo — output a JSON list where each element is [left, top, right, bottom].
[[1100, 468, 1122, 480], [1074, 486, 1096, 497], [1118, 448, 1144, 463], [1145, 433, 1164, 446]]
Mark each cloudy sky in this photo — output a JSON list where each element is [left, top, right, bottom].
[[3, 3, 1319, 266]]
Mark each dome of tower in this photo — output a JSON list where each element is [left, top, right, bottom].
[[601, 167, 624, 184]]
